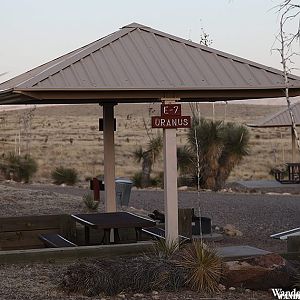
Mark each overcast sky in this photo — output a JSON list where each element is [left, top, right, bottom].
[[1, 0, 300, 84]]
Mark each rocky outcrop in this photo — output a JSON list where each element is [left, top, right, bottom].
[[223, 253, 297, 290]]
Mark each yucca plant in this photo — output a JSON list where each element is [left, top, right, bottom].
[[0, 152, 38, 182], [51, 166, 78, 185], [133, 134, 163, 188], [83, 192, 99, 211], [178, 240, 223, 293], [177, 117, 250, 190], [152, 237, 180, 260], [215, 123, 250, 190]]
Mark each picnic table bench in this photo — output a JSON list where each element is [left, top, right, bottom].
[[39, 233, 77, 248]]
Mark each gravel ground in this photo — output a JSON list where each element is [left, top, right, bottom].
[[0, 183, 299, 299]]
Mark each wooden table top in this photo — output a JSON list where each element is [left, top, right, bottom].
[[71, 211, 155, 229]]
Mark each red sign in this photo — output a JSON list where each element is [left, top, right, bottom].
[[161, 104, 181, 116], [152, 116, 191, 128]]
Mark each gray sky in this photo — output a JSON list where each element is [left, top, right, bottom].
[[1, 0, 300, 83]]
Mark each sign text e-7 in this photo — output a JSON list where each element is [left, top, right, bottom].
[[161, 104, 181, 117]]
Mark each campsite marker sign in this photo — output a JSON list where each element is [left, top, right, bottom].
[[151, 104, 191, 129]]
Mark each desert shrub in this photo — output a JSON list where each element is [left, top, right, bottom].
[[152, 238, 180, 260], [83, 192, 99, 211], [133, 171, 163, 188], [178, 240, 223, 293], [0, 153, 38, 183], [57, 257, 186, 296], [51, 166, 78, 185], [152, 171, 164, 188], [177, 175, 196, 187], [132, 171, 142, 188]]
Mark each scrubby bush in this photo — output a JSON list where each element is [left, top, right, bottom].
[[82, 192, 99, 211], [132, 171, 163, 188], [51, 166, 78, 185], [132, 171, 143, 188], [0, 153, 38, 183]]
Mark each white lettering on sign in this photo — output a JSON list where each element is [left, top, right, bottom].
[[161, 104, 181, 116], [151, 116, 191, 128]]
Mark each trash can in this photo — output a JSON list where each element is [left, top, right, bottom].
[[115, 178, 133, 207], [192, 216, 212, 235]]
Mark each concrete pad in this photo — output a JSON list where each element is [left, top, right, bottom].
[[217, 245, 270, 260], [192, 233, 223, 242]]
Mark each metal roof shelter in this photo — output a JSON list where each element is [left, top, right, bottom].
[[2, 22, 300, 103], [2, 22, 300, 241], [248, 102, 300, 162]]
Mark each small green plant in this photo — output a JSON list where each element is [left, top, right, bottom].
[[152, 237, 180, 260], [83, 192, 99, 211], [0, 152, 38, 183], [132, 171, 142, 188], [178, 240, 223, 293], [51, 166, 78, 185]]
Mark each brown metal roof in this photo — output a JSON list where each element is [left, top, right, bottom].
[[248, 102, 300, 127], [1, 22, 300, 104]]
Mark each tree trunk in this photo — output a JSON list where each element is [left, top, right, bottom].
[[216, 156, 238, 190], [141, 157, 152, 188]]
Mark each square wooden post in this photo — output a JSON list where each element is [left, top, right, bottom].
[[162, 98, 179, 242], [103, 103, 116, 212]]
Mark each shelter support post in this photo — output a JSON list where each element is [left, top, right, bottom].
[[103, 103, 116, 212], [162, 98, 179, 242], [291, 127, 296, 163]]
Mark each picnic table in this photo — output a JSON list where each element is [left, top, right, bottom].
[[71, 212, 155, 245], [274, 163, 300, 184]]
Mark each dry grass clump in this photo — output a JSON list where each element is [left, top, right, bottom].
[[51, 166, 78, 185], [57, 257, 186, 296]]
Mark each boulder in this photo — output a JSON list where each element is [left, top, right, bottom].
[[223, 224, 243, 237], [223, 253, 297, 290]]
